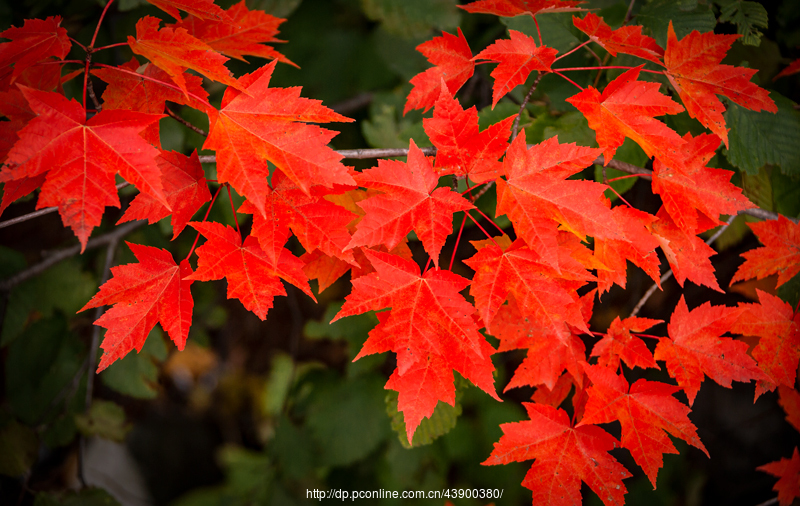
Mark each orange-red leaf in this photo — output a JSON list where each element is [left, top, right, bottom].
[[758, 448, 800, 506], [0, 16, 70, 89], [774, 58, 800, 81], [423, 88, 514, 184], [204, 60, 354, 214], [731, 216, 800, 288], [146, 0, 233, 23], [348, 140, 474, 267], [664, 22, 776, 148], [185, 221, 315, 319], [566, 66, 686, 171], [118, 150, 212, 239], [405, 29, 474, 114], [0, 87, 166, 250], [654, 296, 765, 406], [572, 13, 664, 65], [332, 250, 499, 442], [483, 402, 630, 506], [650, 206, 722, 292], [580, 364, 708, 487], [591, 316, 661, 371], [473, 30, 557, 108], [495, 132, 614, 267], [459, 0, 586, 17], [128, 16, 243, 98], [652, 132, 754, 236], [175, 1, 294, 66], [778, 386, 800, 433], [79, 244, 193, 372], [733, 290, 800, 398]]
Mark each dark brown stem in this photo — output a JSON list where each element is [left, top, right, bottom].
[[624, 0, 636, 24], [512, 72, 544, 140], [86, 74, 102, 112], [166, 106, 207, 136]]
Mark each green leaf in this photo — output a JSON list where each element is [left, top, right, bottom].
[[595, 165, 638, 202], [542, 111, 597, 147], [777, 273, 800, 308], [372, 27, 429, 81], [385, 377, 465, 448], [305, 373, 390, 466], [360, 0, 460, 39], [74, 400, 131, 443], [717, 0, 768, 46], [5, 316, 85, 424], [0, 419, 39, 476], [33, 488, 121, 506], [304, 301, 382, 375], [260, 353, 295, 416], [502, 13, 579, 53], [100, 327, 166, 399], [270, 416, 314, 480], [638, 0, 716, 48], [1, 259, 96, 347], [724, 92, 800, 175]]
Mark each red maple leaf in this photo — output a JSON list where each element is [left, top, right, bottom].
[[127, 16, 244, 98], [733, 290, 800, 398], [174, 1, 294, 66], [758, 448, 800, 506], [472, 30, 558, 107], [593, 205, 661, 293], [79, 243, 194, 372], [0, 16, 70, 89], [731, 216, 800, 288], [240, 168, 357, 265], [145, 0, 233, 23], [464, 235, 590, 339], [0, 87, 167, 250], [652, 132, 754, 236], [495, 132, 617, 267], [774, 58, 800, 81], [332, 250, 499, 442], [423, 88, 514, 184], [664, 22, 777, 148], [650, 206, 723, 292], [580, 364, 708, 487], [778, 386, 800, 433], [92, 58, 210, 145], [186, 221, 315, 320], [654, 296, 765, 405], [118, 150, 212, 239], [572, 13, 664, 65], [347, 140, 474, 267], [566, 66, 686, 171], [459, 0, 586, 17], [483, 402, 630, 506], [591, 316, 661, 371], [204, 60, 355, 214], [405, 29, 474, 114]]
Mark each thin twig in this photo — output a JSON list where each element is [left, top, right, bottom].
[[331, 92, 373, 115], [166, 106, 207, 136], [753, 497, 778, 506], [512, 73, 544, 140], [0, 182, 129, 230], [630, 214, 736, 317], [86, 75, 102, 112], [0, 220, 143, 291], [624, 0, 636, 24], [335, 147, 438, 159]]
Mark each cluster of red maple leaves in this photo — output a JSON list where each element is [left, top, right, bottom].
[[1, 0, 799, 504]]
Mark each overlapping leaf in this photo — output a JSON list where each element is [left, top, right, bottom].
[[483, 402, 630, 506], [204, 60, 355, 215], [581, 364, 708, 487], [591, 316, 661, 370], [0, 16, 70, 88], [0, 87, 166, 249], [567, 66, 686, 171], [79, 244, 193, 372], [664, 22, 776, 147], [459, 0, 586, 17], [186, 221, 315, 320], [332, 250, 499, 442], [573, 13, 664, 65], [146, 0, 233, 23], [758, 448, 800, 506], [348, 140, 474, 267], [655, 296, 764, 405]]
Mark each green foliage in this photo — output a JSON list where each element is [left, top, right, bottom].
[[74, 400, 132, 443], [0, 419, 39, 476], [100, 328, 167, 399], [361, 0, 460, 39], [716, 0, 769, 46], [637, 0, 716, 47]]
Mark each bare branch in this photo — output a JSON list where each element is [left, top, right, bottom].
[[0, 220, 144, 291], [331, 92, 373, 115], [512, 72, 544, 140], [630, 214, 736, 317], [166, 106, 207, 136]]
